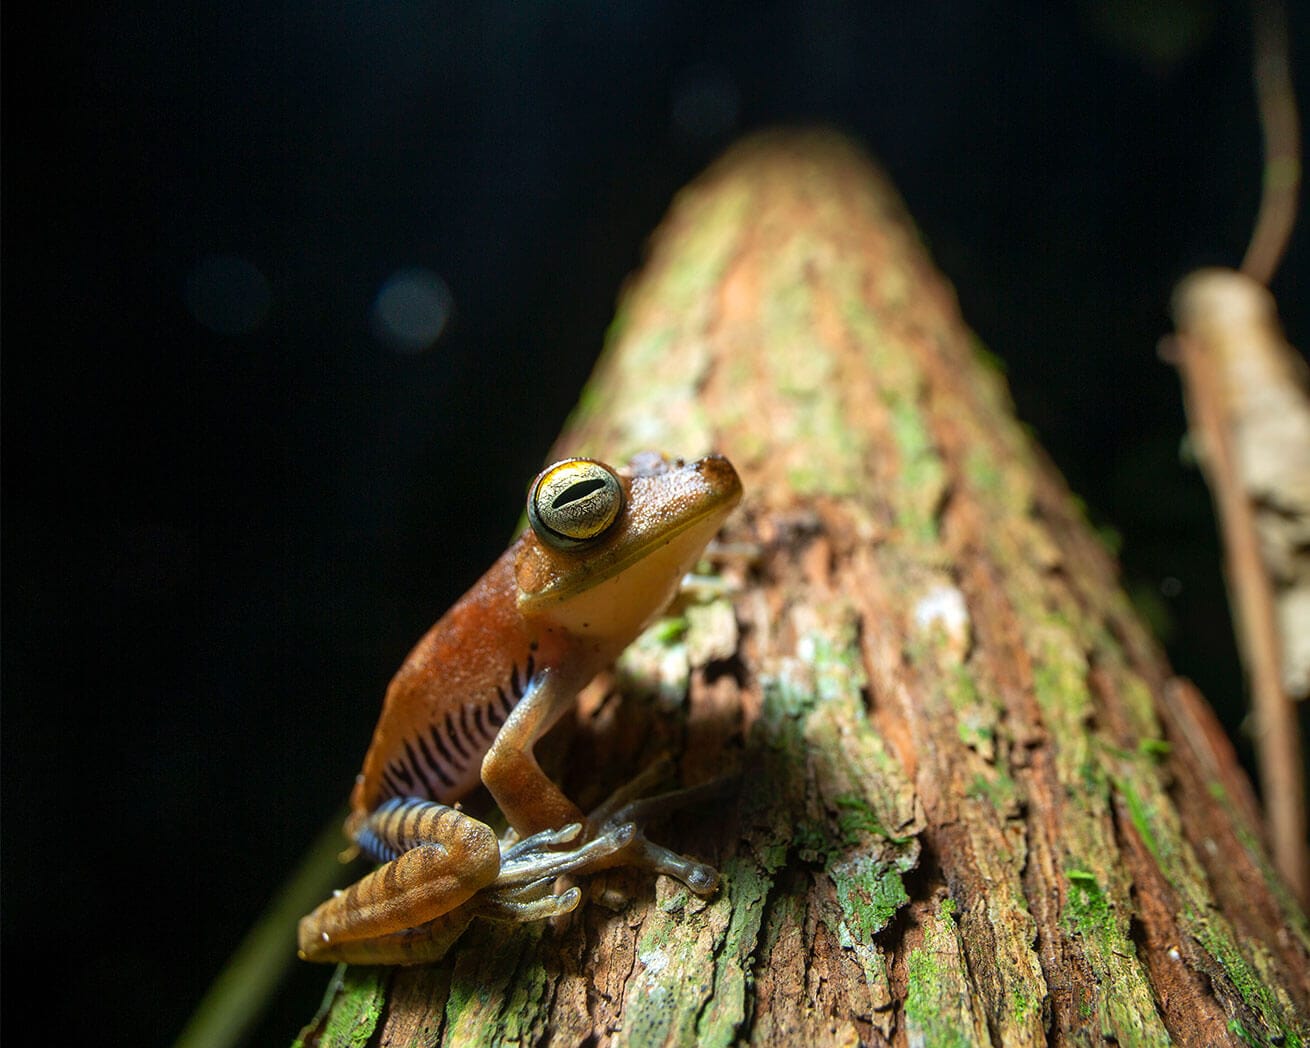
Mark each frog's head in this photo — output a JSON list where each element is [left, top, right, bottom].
[[515, 452, 742, 643]]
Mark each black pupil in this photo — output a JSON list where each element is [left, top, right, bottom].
[[552, 478, 607, 508]]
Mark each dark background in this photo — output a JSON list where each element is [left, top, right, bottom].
[[5, 2, 1307, 1045]]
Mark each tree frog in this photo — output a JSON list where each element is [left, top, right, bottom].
[[298, 452, 743, 965]]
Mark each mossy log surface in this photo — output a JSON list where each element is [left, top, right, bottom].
[[296, 131, 1308, 1047]]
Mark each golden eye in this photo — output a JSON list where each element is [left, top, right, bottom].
[[527, 459, 623, 549]]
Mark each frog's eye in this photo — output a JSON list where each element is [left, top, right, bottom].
[[528, 458, 624, 549]]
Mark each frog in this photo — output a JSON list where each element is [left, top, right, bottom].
[[298, 452, 743, 965]]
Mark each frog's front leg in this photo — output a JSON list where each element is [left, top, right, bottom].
[[481, 665, 590, 835], [483, 668, 723, 896]]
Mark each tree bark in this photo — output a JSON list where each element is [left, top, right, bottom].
[[295, 131, 1309, 1047]]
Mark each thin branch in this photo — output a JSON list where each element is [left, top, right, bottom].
[[175, 812, 356, 1048], [1165, 309, 1307, 904], [1162, 0, 1308, 906], [1241, 0, 1301, 284]]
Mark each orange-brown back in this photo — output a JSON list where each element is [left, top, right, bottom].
[[348, 548, 571, 822]]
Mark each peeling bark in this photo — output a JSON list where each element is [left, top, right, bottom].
[[295, 131, 1309, 1047]]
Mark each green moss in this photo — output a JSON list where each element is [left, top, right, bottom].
[[834, 792, 897, 845], [1031, 649, 1091, 722], [1102, 741, 1306, 1042], [965, 769, 1017, 811], [1065, 870, 1115, 939], [636, 921, 673, 956], [614, 855, 774, 1048], [752, 249, 870, 500], [832, 854, 910, 942], [886, 391, 946, 545], [1064, 867, 1179, 1044], [811, 628, 867, 704], [651, 615, 689, 644], [1078, 753, 1106, 796], [841, 289, 915, 394], [442, 969, 475, 1028], [953, 707, 996, 755], [1194, 921, 1305, 1047], [935, 663, 999, 756], [1118, 779, 1161, 861], [786, 463, 830, 496], [964, 447, 1004, 499], [957, 719, 995, 748], [781, 405, 867, 498], [310, 966, 385, 1048], [625, 897, 750, 1048], [601, 301, 631, 348], [1096, 524, 1124, 557], [1011, 985, 1038, 1027], [624, 326, 679, 376], [501, 956, 551, 1044], [904, 946, 972, 1048], [758, 669, 816, 741], [1029, 630, 1099, 794], [751, 612, 917, 1021], [792, 819, 831, 864], [972, 340, 1008, 376], [759, 623, 865, 745], [942, 663, 981, 708], [1115, 667, 1167, 744], [660, 183, 754, 307], [793, 799, 911, 933], [695, 856, 777, 1047]]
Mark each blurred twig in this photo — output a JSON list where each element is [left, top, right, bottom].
[[1166, 0, 1307, 906], [1242, 0, 1301, 283], [175, 811, 356, 1048], [1167, 282, 1307, 905]]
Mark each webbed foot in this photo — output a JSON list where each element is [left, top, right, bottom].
[[578, 756, 735, 895]]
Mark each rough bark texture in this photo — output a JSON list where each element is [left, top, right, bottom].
[[296, 131, 1309, 1047]]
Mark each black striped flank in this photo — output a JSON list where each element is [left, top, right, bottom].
[[413, 729, 455, 790], [374, 658, 536, 806]]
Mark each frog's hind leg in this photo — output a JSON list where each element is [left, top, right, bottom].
[[300, 805, 644, 965], [305, 905, 482, 966], [297, 799, 499, 964]]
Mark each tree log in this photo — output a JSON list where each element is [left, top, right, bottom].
[[295, 131, 1308, 1047]]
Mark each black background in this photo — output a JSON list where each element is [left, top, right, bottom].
[[5, 3, 1308, 1045]]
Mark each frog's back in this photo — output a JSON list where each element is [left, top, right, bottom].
[[349, 549, 564, 821]]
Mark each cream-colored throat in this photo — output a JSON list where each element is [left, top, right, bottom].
[[536, 522, 717, 644]]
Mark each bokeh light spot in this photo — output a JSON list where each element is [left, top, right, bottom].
[[184, 254, 271, 335], [371, 268, 453, 353], [670, 64, 740, 146]]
